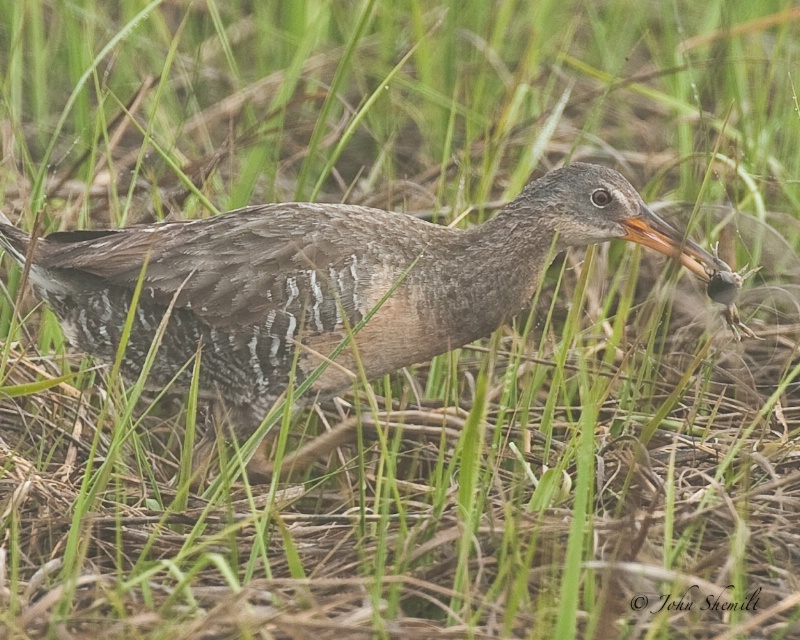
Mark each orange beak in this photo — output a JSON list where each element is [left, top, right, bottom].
[[620, 204, 729, 282]]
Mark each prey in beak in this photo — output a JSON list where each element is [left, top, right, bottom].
[[620, 202, 759, 341], [620, 203, 731, 281]]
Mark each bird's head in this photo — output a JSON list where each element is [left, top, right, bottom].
[[510, 162, 728, 281]]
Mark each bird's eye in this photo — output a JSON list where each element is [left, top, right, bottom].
[[591, 188, 613, 208]]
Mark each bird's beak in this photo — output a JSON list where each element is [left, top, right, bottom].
[[620, 203, 729, 282]]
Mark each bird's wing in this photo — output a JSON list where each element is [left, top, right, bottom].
[[37, 205, 362, 330]]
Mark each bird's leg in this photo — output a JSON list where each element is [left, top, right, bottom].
[[188, 403, 222, 488], [258, 414, 360, 480], [230, 404, 352, 483], [185, 407, 269, 485], [188, 400, 261, 486], [186, 397, 296, 485], [241, 437, 275, 483]]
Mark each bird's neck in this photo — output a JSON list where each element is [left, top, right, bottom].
[[418, 210, 557, 347]]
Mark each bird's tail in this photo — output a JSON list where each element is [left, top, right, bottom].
[[0, 211, 32, 265]]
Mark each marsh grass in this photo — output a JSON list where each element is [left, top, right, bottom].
[[1, 1, 800, 638]]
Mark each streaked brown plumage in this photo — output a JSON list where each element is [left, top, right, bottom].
[[0, 163, 731, 450]]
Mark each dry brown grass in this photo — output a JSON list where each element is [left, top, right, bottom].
[[3, 271, 800, 638]]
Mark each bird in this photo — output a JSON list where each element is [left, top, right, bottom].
[[0, 163, 731, 474]]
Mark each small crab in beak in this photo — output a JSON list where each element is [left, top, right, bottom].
[[620, 203, 758, 340]]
